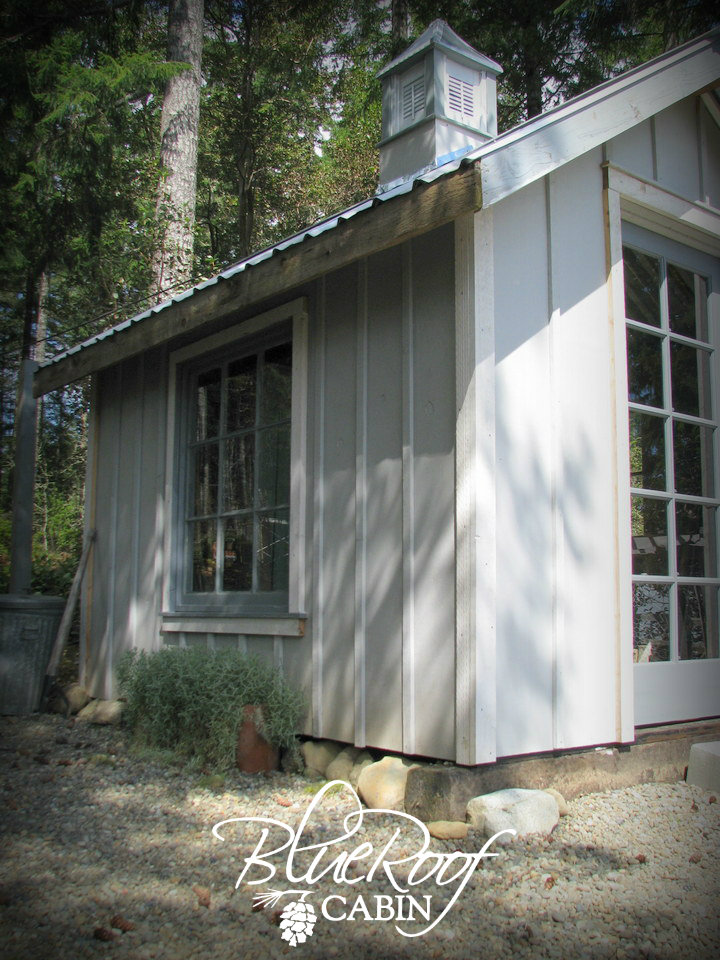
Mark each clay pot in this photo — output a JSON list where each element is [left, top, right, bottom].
[[236, 704, 279, 773]]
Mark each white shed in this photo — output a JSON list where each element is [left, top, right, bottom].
[[36, 22, 720, 765]]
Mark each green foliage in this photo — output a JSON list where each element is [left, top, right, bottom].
[[117, 646, 306, 772]]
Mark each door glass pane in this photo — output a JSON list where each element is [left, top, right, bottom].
[[196, 368, 221, 440], [226, 355, 257, 434], [633, 583, 670, 662], [192, 520, 216, 592], [632, 496, 668, 575], [670, 342, 711, 418], [257, 425, 291, 508], [627, 328, 664, 407], [193, 444, 218, 516], [224, 435, 254, 512], [629, 411, 666, 490], [623, 247, 661, 327], [668, 264, 708, 342], [676, 503, 717, 578], [678, 585, 719, 660], [260, 342, 292, 425], [257, 510, 289, 592], [673, 421, 715, 497], [222, 516, 253, 591]]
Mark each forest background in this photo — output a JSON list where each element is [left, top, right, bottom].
[[0, 0, 718, 596]]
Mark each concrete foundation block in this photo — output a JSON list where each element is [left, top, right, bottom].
[[686, 741, 720, 793]]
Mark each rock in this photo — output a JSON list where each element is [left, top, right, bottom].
[[427, 820, 468, 840], [357, 756, 415, 811], [544, 787, 569, 816], [236, 705, 278, 773], [349, 751, 374, 788], [65, 683, 92, 714], [300, 739, 343, 777], [76, 699, 124, 725], [325, 746, 360, 783], [466, 788, 559, 843]]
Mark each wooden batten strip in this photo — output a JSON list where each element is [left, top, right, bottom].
[[35, 167, 483, 397]]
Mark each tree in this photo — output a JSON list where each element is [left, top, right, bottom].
[[152, 0, 205, 300]]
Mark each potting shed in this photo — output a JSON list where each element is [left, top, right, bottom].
[[33, 22, 720, 765]]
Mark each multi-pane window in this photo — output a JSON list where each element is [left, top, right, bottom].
[[185, 338, 292, 609], [624, 244, 719, 663]]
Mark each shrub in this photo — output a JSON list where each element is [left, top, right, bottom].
[[117, 646, 306, 772]]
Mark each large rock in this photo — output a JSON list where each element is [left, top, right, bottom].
[[357, 756, 414, 811], [349, 751, 375, 788], [467, 788, 559, 843], [48, 682, 91, 716], [77, 699, 124, 725], [325, 746, 360, 783], [544, 787, 569, 816], [300, 739, 343, 777], [686, 741, 720, 792]]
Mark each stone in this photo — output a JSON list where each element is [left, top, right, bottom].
[[686, 741, 720, 792], [300, 739, 343, 777], [426, 820, 468, 840], [76, 699, 124, 725], [236, 705, 278, 773], [544, 787, 569, 816], [349, 751, 375, 788], [325, 746, 360, 783], [357, 756, 415, 811], [466, 788, 559, 843]]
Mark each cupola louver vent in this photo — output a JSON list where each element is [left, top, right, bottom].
[[402, 76, 425, 121], [448, 74, 474, 118]]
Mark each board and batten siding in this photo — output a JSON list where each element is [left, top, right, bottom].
[[81, 226, 458, 761]]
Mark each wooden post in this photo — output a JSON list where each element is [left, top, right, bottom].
[[9, 359, 39, 595]]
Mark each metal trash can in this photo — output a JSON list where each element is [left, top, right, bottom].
[[0, 595, 65, 714]]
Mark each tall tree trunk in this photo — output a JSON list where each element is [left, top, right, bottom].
[[391, 0, 410, 55], [152, 0, 204, 302]]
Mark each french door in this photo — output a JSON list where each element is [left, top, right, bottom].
[[623, 224, 720, 724]]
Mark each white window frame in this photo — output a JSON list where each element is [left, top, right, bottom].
[[162, 298, 308, 622]]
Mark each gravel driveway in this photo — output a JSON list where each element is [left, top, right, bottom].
[[1, 714, 718, 960]]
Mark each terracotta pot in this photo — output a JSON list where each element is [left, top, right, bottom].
[[236, 704, 279, 773]]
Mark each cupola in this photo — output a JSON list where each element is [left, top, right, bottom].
[[376, 20, 503, 191]]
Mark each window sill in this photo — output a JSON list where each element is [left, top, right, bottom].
[[160, 615, 306, 637]]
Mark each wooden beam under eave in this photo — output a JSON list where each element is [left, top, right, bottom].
[[34, 165, 483, 396]]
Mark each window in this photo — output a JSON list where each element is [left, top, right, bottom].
[[624, 242, 719, 663], [167, 300, 308, 617]]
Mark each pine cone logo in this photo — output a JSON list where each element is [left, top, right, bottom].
[[278, 899, 317, 946]]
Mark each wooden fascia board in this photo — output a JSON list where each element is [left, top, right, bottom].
[[34, 164, 483, 396], [480, 36, 720, 208]]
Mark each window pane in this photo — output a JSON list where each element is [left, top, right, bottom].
[[260, 342, 292, 425], [678, 585, 719, 660], [192, 520, 216, 592], [623, 247, 661, 327], [227, 355, 257, 434], [257, 510, 289, 592], [633, 582, 670, 662], [627, 327, 663, 407], [670, 342, 711, 418], [673, 421, 715, 497], [257, 425, 291, 509], [668, 264, 708, 340], [632, 496, 668, 575], [676, 503, 717, 578], [222, 516, 253, 591], [629, 411, 666, 490], [223, 435, 254, 512], [196, 368, 221, 440], [193, 444, 218, 516]]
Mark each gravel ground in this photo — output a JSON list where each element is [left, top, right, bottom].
[[1, 714, 718, 960]]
